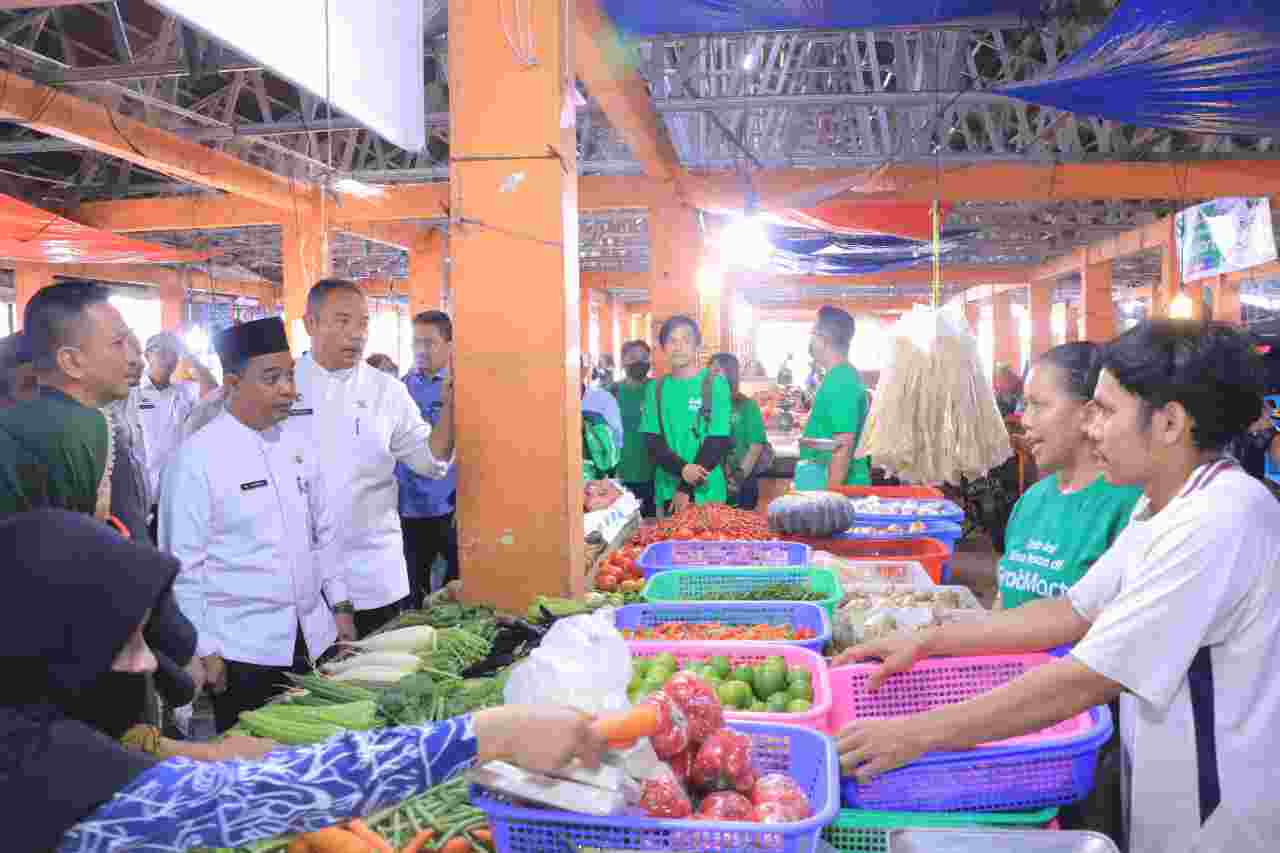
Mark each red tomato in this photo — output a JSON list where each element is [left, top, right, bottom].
[[595, 571, 620, 592], [640, 775, 693, 819], [698, 791, 755, 822], [750, 773, 811, 819]]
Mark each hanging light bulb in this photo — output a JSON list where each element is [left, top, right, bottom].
[[183, 325, 209, 356], [720, 215, 772, 269], [1168, 291, 1195, 319]]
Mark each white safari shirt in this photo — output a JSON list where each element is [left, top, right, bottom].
[[293, 353, 451, 610], [160, 411, 346, 666], [137, 375, 199, 502], [1069, 459, 1280, 853]]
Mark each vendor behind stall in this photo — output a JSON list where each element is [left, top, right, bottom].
[[834, 319, 1280, 853], [797, 306, 870, 488], [641, 315, 732, 513], [997, 342, 1142, 609], [614, 340, 657, 516], [0, 510, 607, 853], [709, 352, 769, 510]]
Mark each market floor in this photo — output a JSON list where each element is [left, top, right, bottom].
[[947, 532, 999, 607]]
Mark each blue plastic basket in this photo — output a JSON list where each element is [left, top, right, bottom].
[[614, 601, 831, 652], [472, 720, 840, 853], [851, 499, 965, 527], [638, 540, 812, 578], [840, 705, 1112, 812]]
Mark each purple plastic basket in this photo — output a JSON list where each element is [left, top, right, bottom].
[[471, 720, 839, 853], [830, 655, 1113, 812], [840, 705, 1112, 812], [638, 540, 812, 578], [614, 601, 831, 653]]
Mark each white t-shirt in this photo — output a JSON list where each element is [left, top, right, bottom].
[[1069, 459, 1280, 853]]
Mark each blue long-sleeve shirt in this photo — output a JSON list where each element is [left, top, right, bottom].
[[397, 369, 457, 518]]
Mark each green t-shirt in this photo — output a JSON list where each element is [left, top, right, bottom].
[[729, 397, 768, 472], [640, 369, 732, 506], [998, 474, 1142, 609], [799, 363, 871, 486], [613, 380, 656, 484]]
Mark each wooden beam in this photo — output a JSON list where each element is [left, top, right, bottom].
[[0, 68, 318, 213], [575, 0, 687, 194], [338, 221, 430, 252], [1081, 259, 1116, 342]]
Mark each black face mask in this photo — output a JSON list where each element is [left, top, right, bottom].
[[626, 362, 650, 381]]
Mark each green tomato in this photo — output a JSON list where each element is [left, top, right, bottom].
[[753, 667, 787, 701], [644, 672, 669, 692], [787, 666, 812, 686], [764, 656, 787, 672], [750, 700, 769, 713], [731, 665, 755, 690], [654, 652, 679, 673], [787, 679, 814, 703], [766, 693, 790, 713], [631, 657, 651, 679], [709, 655, 732, 679], [786, 698, 813, 713], [717, 680, 751, 710]]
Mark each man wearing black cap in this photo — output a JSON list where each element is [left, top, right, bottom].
[[159, 317, 355, 732]]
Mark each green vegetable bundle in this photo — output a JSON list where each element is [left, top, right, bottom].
[[687, 582, 827, 602], [238, 700, 379, 744]]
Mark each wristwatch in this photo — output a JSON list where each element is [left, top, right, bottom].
[[333, 600, 355, 615]]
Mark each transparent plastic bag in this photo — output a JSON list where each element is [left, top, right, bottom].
[[504, 609, 632, 714]]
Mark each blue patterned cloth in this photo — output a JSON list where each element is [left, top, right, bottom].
[[59, 716, 478, 852]]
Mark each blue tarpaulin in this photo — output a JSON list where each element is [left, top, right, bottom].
[[602, 0, 1043, 37], [762, 227, 973, 275], [999, 0, 1280, 135]]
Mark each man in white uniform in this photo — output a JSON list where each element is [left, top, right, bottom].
[[161, 317, 356, 733], [139, 332, 200, 502], [294, 279, 454, 636], [832, 319, 1280, 853]]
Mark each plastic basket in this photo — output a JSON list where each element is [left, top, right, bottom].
[[472, 720, 840, 853], [829, 655, 1113, 812], [834, 486, 946, 501], [643, 566, 844, 618], [813, 554, 935, 589], [822, 807, 1059, 853], [840, 521, 963, 579], [615, 601, 831, 652], [629, 640, 832, 731], [849, 498, 965, 526], [791, 538, 950, 585], [638, 540, 812, 579]]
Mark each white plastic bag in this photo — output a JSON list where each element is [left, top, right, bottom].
[[504, 609, 633, 714]]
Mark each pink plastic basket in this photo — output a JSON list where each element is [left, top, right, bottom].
[[629, 640, 832, 731], [829, 654, 1113, 812]]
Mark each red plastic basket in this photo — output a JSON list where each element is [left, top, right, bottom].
[[791, 536, 950, 584], [833, 485, 945, 500], [628, 640, 832, 731]]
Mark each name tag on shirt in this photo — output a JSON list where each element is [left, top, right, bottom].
[[289, 407, 315, 416], [139, 403, 157, 411], [240, 480, 269, 492]]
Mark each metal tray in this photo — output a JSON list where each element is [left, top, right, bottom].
[[889, 829, 1119, 853]]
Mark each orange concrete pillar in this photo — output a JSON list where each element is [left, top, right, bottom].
[[159, 271, 184, 331], [407, 228, 446, 316], [13, 263, 52, 330], [1212, 274, 1241, 325], [448, 0, 583, 610], [991, 293, 1018, 373], [1081, 260, 1117, 342], [281, 214, 331, 351], [1028, 283, 1053, 359], [649, 200, 703, 372]]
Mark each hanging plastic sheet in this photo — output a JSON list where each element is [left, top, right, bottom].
[[767, 228, 976, 258], [601, 0, 1042, 37], [0, 194, 208, 264], [764, 251, 930, 276], [766, 201, 951, 242], [998, 0, 1280, 135]]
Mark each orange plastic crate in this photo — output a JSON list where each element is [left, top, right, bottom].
[[793, 536, 951, 584]]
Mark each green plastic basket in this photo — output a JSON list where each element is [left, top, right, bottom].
[[822, 807, 1059, 853], [642, 566, 843, 617]]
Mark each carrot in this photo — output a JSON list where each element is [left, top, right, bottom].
[[471, 827, 494, 849], [286, 837, 314, 853], [592, 703, 660, 744], [399, 828, 435, 853], [440, 838, 471, 853], [299, 826, 369, 853], [347, 818, 394, 853]]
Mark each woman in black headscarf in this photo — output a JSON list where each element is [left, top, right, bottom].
[[3, 511, 605, 852]]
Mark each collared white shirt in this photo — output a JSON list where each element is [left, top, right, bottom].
[[179, 387, 226, 444], [1069, 459, 1280, 853], [160, 410, 345, 666], [137, 375, 199, 502], [107, 388, 150, 510], [292, 353, 451, 610]]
